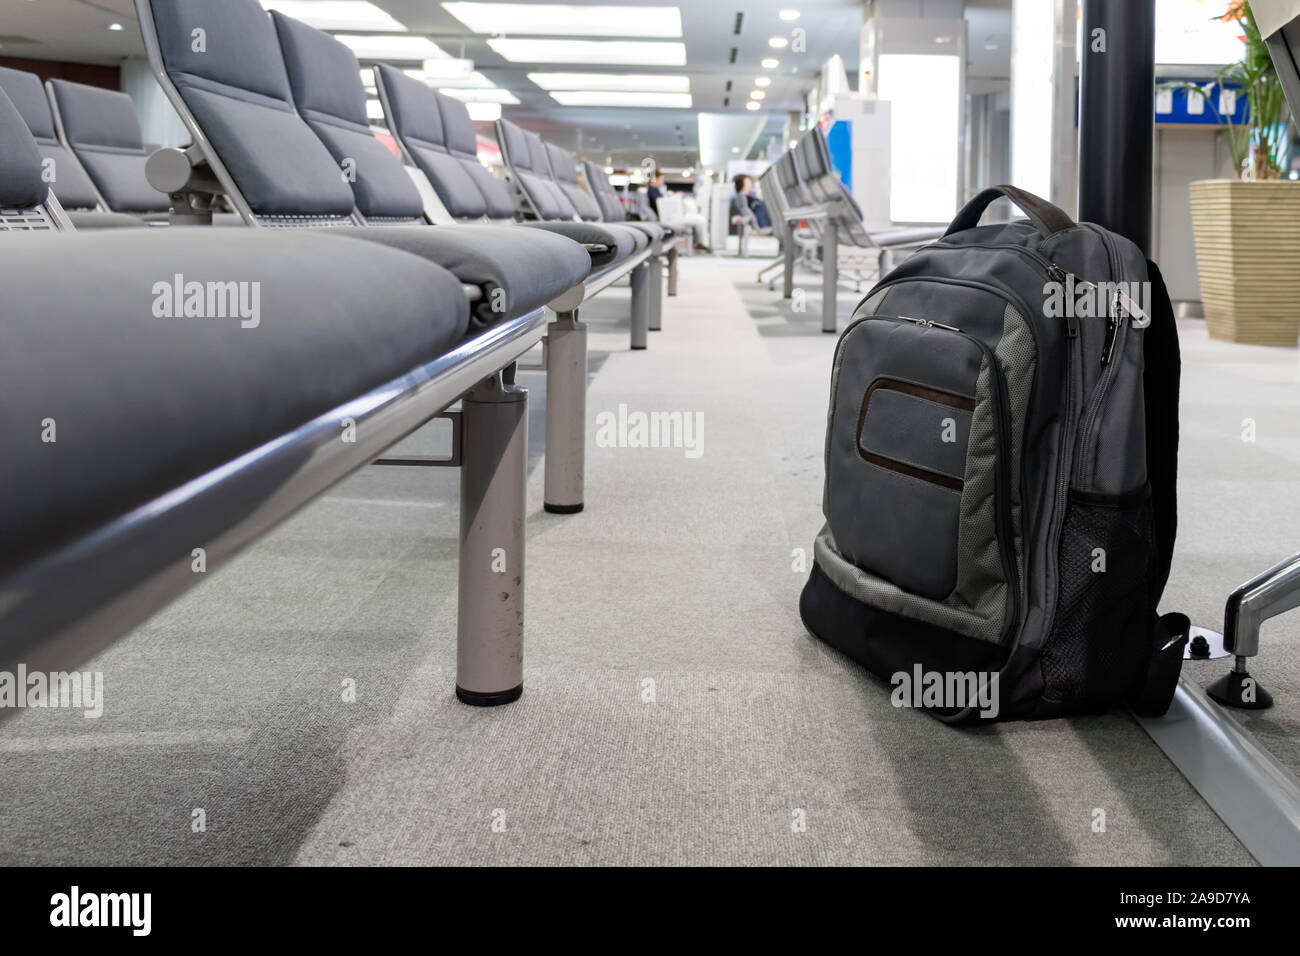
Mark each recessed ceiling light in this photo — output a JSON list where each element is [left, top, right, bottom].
[[768, 37, 788, 49], [731, 147, 740, 153], [754, 76, 772, 87], [439, 87, 521, 104], [259, 2, 406, 31], [549, 90, 693, 108], [778, 9, 800, 21], [761, 58, 779, 69], [605, 166, 614, 174], [750, 90, 766, 100], [444, 3, 682, 38], [745, 101, 761, 111], [489, 38, 686, 66], [528, 73, 690, 93], [335, 34, 446, 61]]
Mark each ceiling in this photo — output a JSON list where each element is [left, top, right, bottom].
[[1, 1, 1014, 171]]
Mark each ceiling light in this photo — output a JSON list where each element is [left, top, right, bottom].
[[465, 102, 503, 122], [778, 9, 800, 20], [528, 73, 690, 93], [336, 34, 446, 61], [605, 166, 614, 174], [108, 23, 124, 31], [490, 38, 686, 66], [745, 101, 761, 111], [750, 90, 766, 100], [439, 87, 520, 105], [768, 37, 788, 49], [549, 91, 693, 108], [761, 58, 780, 69], [731, 147, 740, 153], [754, 76, 771, 87], [444, 3, 682, 38], [421, 58, 475, 79], [259, 2, 407, 31]]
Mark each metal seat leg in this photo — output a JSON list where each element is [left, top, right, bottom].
[[456, 370, 528, 706], [544, 310, 587, 514]]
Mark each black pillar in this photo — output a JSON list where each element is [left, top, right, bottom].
[[1078, 0, 1157, 255]]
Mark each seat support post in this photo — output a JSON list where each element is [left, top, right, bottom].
[[629, 263, 650, 350], [782, 227, 796, 299], [456, 369, 528, 706], [544, 309, 587, 514], [666, 245, 679, 297], [822, 227, 839, 333], [648, 254, 664, 331]]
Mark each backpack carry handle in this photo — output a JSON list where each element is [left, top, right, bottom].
[[945, 185, 1075, 239]]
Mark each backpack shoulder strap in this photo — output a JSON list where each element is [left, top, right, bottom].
[[1129, 259, 1185, 717]]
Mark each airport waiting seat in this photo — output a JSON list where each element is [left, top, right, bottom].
[[46, 79, 171, 216], [0, 66, 146, 229], [579, 159, 678, 296], [0, 79, 544, 709], [370, 63, 647, 271], [135, 0, 589, 321]]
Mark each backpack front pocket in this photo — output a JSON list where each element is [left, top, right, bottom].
[[826, 316, 1016, 630]]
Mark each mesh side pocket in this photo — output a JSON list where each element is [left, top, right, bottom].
[[1042, 488, 1155, 707]]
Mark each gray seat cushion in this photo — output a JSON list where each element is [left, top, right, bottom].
[[375, 65, 516, 221], [271, 12, 425, 221], [47, 79, 170, 213], [520, 220, 643, 267], [336, 223, 592, 326], [144, 0, 357, 217], [0, 229, 469, 576], [0, 67, 101, 210]]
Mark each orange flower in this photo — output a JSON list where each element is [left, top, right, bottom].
[[1216, 0, 1246, 23]]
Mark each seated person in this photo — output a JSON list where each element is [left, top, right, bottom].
[[647, 170, 711, 252], [729, 173, 772, 232]]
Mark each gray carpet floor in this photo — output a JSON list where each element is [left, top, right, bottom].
[[5, 237, 1296, 866]]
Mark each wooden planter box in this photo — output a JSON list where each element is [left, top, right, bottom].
[[1189, 179, 1300, 346]]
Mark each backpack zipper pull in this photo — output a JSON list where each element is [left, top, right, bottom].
[[1101, 292, 1123, 365], [1048, 264, 1080, 339]]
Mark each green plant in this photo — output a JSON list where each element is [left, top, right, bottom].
[[1215, 1, 1290, 179]]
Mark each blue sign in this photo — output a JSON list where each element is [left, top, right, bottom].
[[1156, 80, 1247, 125]]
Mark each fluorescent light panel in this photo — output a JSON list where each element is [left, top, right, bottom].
[[439, 87, 520, 104], [336, 34, 446, 61], [528, 73, 690, 93], [488, 38, 686, 66], [549, 90, 692, 108], [259, 1, 406, 32], [444, 3, 682, 38]]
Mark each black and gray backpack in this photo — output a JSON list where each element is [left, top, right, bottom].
[[800, 186, 1187, 721]]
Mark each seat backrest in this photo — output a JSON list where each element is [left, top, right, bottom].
[[799, 127, 870, 245], [46, 79, 169, 213], [495, 118, 577, 221], [139, 0, 357, 222], [0, 86, 64, 231], [544, 143, 601, 221], [579, 160, 625, 222], [0, 66, 102, 211], [270, 12, 424, 222], [757, 164, 789, 243], [374, 64, 515, 221]]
